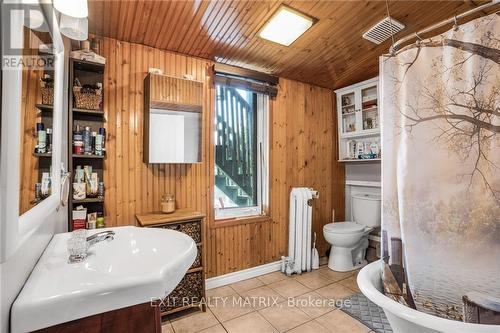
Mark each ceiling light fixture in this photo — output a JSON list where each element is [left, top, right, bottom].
[[60, 14, 88, 41], [53, 0, 88, 19], [259, 5, 315, 46]]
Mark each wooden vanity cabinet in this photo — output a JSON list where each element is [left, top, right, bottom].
[[34, 302, 161, 333], [136, 209, 206, 317]]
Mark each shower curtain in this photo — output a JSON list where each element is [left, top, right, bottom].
[[380, 13, 499, 321]]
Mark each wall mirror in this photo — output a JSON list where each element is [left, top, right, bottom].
[[1, 1, 65, 262], [18, 27, 55, 215]]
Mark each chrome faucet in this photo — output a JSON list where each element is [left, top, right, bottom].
[[86, 230, 115, 248]]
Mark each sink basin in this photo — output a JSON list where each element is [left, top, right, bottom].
[[11, 226, 197, 332]]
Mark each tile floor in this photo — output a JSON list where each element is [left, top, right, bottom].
[[162, 265, 377, 333]]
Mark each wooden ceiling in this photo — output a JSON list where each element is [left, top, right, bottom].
[[88, 1, 485, 89]]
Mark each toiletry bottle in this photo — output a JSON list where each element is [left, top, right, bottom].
[[46, 128, 52, 153], [37, 123, 46, 154], [98, 182, 104, 199], [98, 127, 106, 155], [34, 183, 42, 202], [41, 172, 50, 197], [96, 216, 105, 228], [83, 126, 92, 155], [95, 133, 103, 156], [91, 131, 97, 154]]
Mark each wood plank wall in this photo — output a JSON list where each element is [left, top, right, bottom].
[[19, 30, 45, 215], [97, 36, 345, 277]]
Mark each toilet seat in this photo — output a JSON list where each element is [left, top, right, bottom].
[[324, 222, 364, 234]]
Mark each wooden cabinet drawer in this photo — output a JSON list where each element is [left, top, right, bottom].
[[161, 220, 201, 243]]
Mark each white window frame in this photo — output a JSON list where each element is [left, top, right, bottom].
[[214, 94, 269, 220]]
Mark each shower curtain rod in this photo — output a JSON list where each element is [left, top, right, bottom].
[[389, 0, 500, 54]]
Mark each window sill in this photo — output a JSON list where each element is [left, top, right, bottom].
[[212, 214, 271, 228]]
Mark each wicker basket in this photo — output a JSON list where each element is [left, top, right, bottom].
[[73, 87, 102, 110], [162, 221, 201, 243], [161, 271, 204, 312], [41, 87, 54, 105]]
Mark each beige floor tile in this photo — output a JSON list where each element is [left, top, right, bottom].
[[316, 283, 356, 300], [237, 285, 285, 310], [198, 324, 227, 333], [207, 285, 237, 298], [161, 322, 174, 333], [293, 291, 336, 318], [287, 320, 330, 333], [258, 301, 311, 332], [170, 310, 219, 333], [257, 271, 288, 285], [269, 278, 311, 298], [318, 266, 354, 283], [293, 271, 332, 289], [315, 310, 371, 333], [223, 311, 277, 333], [230, 277, 264, 293], [339, 275, 361, 293], [209, 293, 254, 322]]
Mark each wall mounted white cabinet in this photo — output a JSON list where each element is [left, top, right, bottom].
[[335, 77, 381, 162]]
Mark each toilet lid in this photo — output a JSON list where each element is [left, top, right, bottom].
[[324, 222, 364, 234]]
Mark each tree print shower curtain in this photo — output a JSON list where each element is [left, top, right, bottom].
[[380, 13, 499, 321]]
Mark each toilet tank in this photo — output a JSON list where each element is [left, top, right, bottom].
[[352, 193, 381, 227]]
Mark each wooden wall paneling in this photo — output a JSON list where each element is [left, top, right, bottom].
[[98, 36, 343, 277]]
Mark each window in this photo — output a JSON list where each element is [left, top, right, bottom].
[[214, 83, 269, 219]]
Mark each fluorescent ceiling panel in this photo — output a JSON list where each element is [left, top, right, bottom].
[[259, 6, 314, 46]]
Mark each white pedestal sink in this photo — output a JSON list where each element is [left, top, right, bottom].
[[11, 226, 197, 332]]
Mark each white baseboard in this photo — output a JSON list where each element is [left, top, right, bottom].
[[205, 261, 282, 290]]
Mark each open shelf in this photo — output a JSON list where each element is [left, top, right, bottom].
[[73, 108, 105, 116], [73, 198, 104, 204], [338, 158, 381, 163], [340, 128, 380, 139], [72, 58, 105, 73], [72, 154, 105, 159], [35, 104, 53, 112], [33, 152, 52, 158]]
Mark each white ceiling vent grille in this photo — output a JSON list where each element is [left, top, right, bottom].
[[363, 17, 405, 44]]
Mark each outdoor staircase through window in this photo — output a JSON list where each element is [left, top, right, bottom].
[[215, 85, 257, 208]]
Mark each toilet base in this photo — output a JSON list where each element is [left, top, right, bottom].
[[327, 238, 370, 272]]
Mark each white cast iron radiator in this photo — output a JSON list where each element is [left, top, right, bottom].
[[282, 188, 319, 275]]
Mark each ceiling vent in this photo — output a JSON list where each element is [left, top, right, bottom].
[[363, 17, 405, 44]]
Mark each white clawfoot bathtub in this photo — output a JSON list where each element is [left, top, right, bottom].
[[357, 261, 499, 333]]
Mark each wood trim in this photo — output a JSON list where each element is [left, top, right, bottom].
[[149, 101, 202, 113], [136, 209, 205, 227], [214, 75, 278, 97], [212, 215, 272, 229]]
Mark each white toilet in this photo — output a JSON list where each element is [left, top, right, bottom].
[[323, 193, 381, 272]]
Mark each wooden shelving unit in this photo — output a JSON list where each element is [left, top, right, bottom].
[[73, 198, 104, 204], [68, 58, 106, 231], [335, 77, 381, 162], [31, 102, 53, 207]]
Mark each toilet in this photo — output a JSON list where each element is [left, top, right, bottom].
[[323, 193, 381, 272]]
